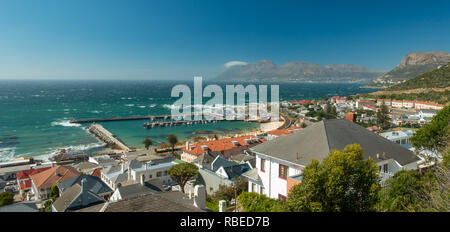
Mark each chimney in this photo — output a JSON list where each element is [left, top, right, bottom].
[[121, 164, 124, 173], [219, 200, 227, 212], [376, 153, 380, 159], [55, 167, 59, 176], [140, 174, 145, 186], [345, 112, 356, 122], [186, 141, 189, 150], [296, 152, 299, 160], [81, 178, 87, 192], [193, 185, 206, 210]]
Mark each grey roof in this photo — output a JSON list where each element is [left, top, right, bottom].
[[0, 202, 38, 212], [73, 162, 100, 172], [57, 174, 113, 195], [52, 183, 105, 212], [104, 191, 207, 212], [242, 169, 262, 184], [210, 156, 236, 172], [116, 179, 164, 200], [193, 151, 221, 167], [222, 163, 251, 180], [251, 119, 420, 166]]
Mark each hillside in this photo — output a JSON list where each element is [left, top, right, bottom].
[[215, 60, 384, 83], [367, 63, 450, 104], [386, 62, 450, 91], [371, 51, 450, 87]]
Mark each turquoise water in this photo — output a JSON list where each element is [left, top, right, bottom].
[[0, 80, 376, 161]]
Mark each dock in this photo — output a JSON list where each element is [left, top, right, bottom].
[[87, 124, 131, 152], [70, 113, 263, 124]]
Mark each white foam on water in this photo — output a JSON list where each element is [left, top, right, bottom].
[[36, 142, 107, 162], [125, 104, 135, 107], [0, 147, 16, 162], [89, 110, 102, 114], [51, 120, 81, 127], [138, 105, 146, 108], [149, 104, 156, 108]]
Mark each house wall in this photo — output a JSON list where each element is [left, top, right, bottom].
[[286, 177, 301, 196], [198, 168, 234, 194], [254, 153, 301, 199], [181, 152, 198, 163]]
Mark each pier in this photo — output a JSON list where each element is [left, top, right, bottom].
[[87, 124, 131, 152], [70, 113, 263, 124]]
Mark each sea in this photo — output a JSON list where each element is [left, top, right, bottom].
[[0, 80, 377, 162]]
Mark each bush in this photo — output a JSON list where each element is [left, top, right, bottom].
[[0, 192, 14, 206], [237, 192, 284, 212]]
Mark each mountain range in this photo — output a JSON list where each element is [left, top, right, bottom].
[[371, 51, 450, 87], [215, 60, 384, 83]]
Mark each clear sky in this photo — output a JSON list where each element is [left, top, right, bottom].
[[1, 0, 450, 80]]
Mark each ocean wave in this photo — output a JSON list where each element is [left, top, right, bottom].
[[0, 147, 16, 162], [51, 120, 81, 127], [125, 104, 135, 107], [89, 110, 102, 114], [36, 142, 107, 162], [138, 105, 146, 108], [149, 104, 156, 108]]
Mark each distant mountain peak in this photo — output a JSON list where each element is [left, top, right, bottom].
[[216, 60, 384, 83]]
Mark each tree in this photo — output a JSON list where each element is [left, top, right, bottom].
[[301, 122, 308, 128], [48, 184, 59, 200], [381, 170, 424, 212], [143, 137, 153, 150], [0, 192, 14, 206], [213, 177, 247, 206], [168, 134, 178, 153], [168, 163, 198, 193], [376, 101, 391, 129], [285, 144, 380, 212], [237, 192, 284, 212], [410, 105, 449, 161]]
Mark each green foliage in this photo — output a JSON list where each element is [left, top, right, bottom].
[[142, 137, 153, 150], [410, 105, 449, 159], [168, 134, 178, 153], [213, 177, 247, 203], [381, 170, 424, 212], [285, 144, 380, 212], [387, 63, 450, 91], [205, 196, 220, 212], [301, 122, 308, 128], [237, 192, 284, 212], [376, 102, 391, 129], [48, 184, 59, 200], [44, 200, 53, 212], [168, 162, 198, 193], [0, 192, 14, 206]]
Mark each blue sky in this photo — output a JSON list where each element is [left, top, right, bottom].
[[0, 0, 449, 80]]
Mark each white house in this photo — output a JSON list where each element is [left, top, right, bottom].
[[244, 119, 421, 200]]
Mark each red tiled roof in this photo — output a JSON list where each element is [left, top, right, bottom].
[[19, 179, 32, 190], [358, 100, 375, 104], [91, 168, 102, 178], [267, 129, 291, 135], [182, 136, 265, 156], [30, 166, 80, 190], [17, 167, 51, 180]]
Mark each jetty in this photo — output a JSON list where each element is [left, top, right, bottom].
[[87, 124, 131, 152], [70, 113, 263, 124]]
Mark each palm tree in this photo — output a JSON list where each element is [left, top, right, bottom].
[[143, 137, 152, 150], [167, 134, 178, 153]]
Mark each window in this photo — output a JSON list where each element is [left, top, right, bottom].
[[279, 164, 288, 179], [260, 186, 265, 194], [278, 194, 287, 202], [157, 171, 162, 177], [261, 158, 265, 172], [149, 174, 152, 179], [383, 164, 388, 173], [164, 170, 168, 176]]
